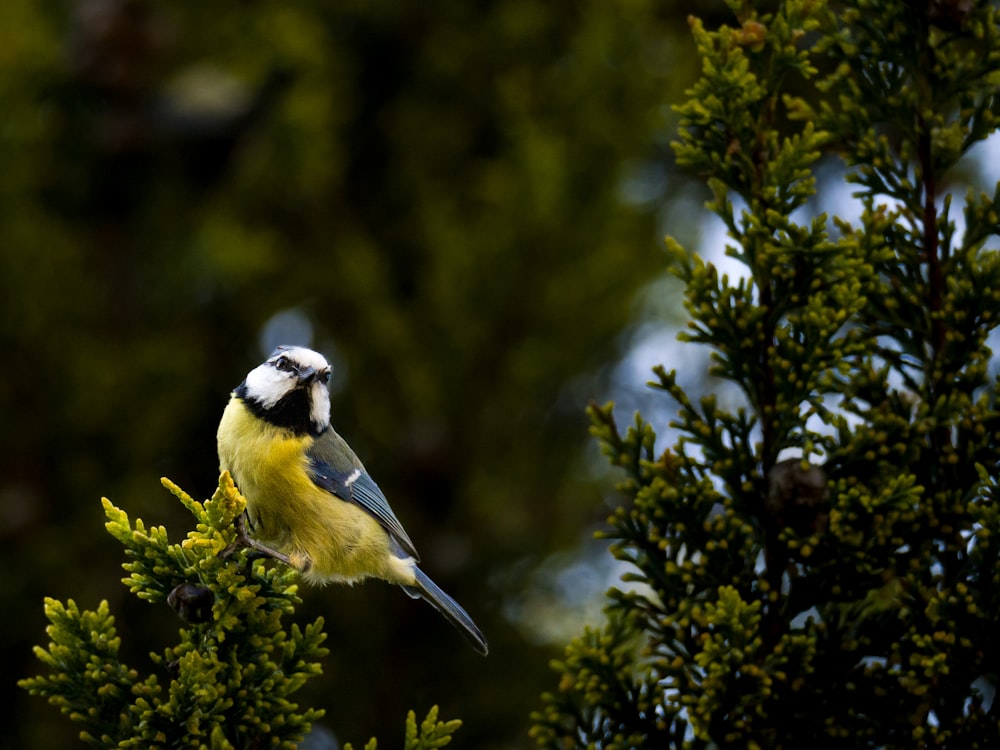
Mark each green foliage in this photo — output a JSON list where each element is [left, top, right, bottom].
[[21, 473, 332, 749], [533, 0, 1000, 747], [20, 474, 465, 749], [344, 706, 463, 750]]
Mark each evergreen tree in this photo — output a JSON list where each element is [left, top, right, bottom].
[[533, 0, 1000, 746], [20, 473, 462, 749]]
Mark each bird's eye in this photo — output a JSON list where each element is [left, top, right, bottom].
[[274, 356, 292, 371], [320, 369, 332, 384]]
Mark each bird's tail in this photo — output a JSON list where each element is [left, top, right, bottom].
[[404, 567, 489, 656]]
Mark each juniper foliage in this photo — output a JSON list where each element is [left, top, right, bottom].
[[342, 706, 463, 750], [20, 473, 461, 749], [533, 0, 1000, 747]]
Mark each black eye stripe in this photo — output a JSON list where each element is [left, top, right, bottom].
[[271, 357, 330, 383]]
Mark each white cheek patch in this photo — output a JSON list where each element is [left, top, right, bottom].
[[310, 382, 332, 431], [244, 363, 296, 409]]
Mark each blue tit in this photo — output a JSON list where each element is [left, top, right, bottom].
[[217, 345, 488, 655]]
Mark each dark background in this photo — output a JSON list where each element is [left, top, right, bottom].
[[0, 0, 723, 747]]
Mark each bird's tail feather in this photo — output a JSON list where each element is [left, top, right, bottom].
[[404, 567, 488, 656]]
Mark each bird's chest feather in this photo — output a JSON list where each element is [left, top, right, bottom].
[[217, 398, 385, 577], [218, 400, 319, 530]]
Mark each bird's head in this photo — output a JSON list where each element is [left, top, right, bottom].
[[237, 346, 332, 435]]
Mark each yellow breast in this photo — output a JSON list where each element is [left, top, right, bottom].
[[216, 397, 414, 586]]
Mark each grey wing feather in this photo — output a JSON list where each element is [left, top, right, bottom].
[[346, 469, 420, 560], [306, 448, 420, 561]]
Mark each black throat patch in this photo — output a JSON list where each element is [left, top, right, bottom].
[[235, 382, 325, 437]]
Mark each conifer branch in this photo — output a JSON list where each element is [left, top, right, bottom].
[[533, 1, 1000, 746], [20, 474, 464, 749]]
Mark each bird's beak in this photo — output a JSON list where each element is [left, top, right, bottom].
[[297, 366, 318, 385]]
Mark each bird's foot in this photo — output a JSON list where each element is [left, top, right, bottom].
[[219, 512, 292, 568]]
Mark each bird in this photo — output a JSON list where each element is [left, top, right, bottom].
[[217, 345, 488, 656]]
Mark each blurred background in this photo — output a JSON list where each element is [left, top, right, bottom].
[[0, 0, 730, 747]]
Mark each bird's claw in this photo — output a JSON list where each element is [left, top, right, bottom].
[[219, 512, 292, 569]]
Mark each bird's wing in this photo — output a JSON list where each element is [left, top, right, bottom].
[[306, 435, 420, 561]]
